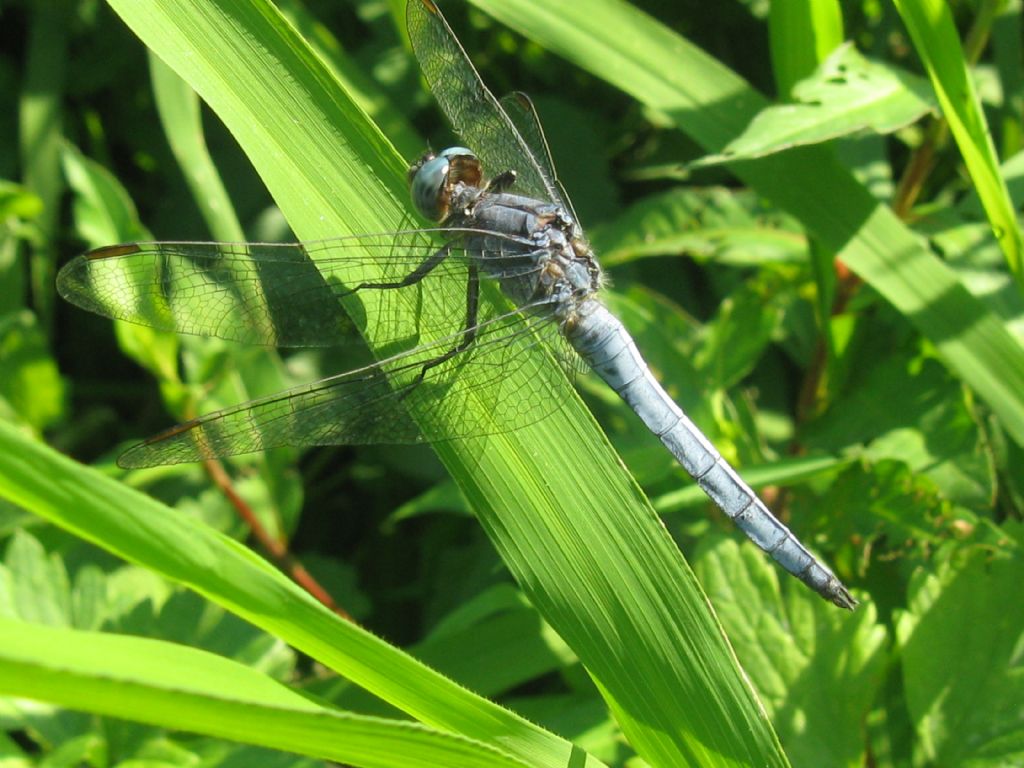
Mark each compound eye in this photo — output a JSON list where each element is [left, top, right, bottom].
[[410, 147, 478, 221], [410, 154, 452, 222], [439, 146, 475, 161]]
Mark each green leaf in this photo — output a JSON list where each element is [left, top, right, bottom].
[[693, 536, 887, 768], [275, 0, 425, 163], [693, 44, 936, 168], [769, 0, 844, 95], [0, 311, 64, 432], [895, 525, 1024, 766], [149, 52, 245, 242], [387, 479, 470, 526], [3, 529, 70, 627], [0, 178, 44, 315], [19, 2, 67, 332], [806, 354, 996, 510], [63, 142, 181, 388], [593, 188, 807, 269], [0, 180, 43, 221], [62, 143, 148, 248], [413, 585, 575, 699], [0, 616, 534, 768], [693, 271, 787, 390]]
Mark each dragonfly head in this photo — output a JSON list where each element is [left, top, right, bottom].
[[409, 146, 481, 221]]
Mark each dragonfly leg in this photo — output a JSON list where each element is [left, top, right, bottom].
[[400, 263, 480, 397], [343, 244, 451, 294]]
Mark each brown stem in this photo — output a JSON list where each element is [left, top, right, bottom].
[[203, 456, 353, 622]]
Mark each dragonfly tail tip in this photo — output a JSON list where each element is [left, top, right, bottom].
[[830, 585, 858, 611]]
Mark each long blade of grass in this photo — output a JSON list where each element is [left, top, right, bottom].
[[768, 0, 844, 94], [472, 0, 1024, 449], [19, 2, 67, 332], [893, 0, 1024, 293], [0, 616, 532, 768], [148, 52, 245, 242]]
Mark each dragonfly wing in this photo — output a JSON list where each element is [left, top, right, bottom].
[[407, 0, 561, 205], [56, 230, 545, 349], [118, 303, 572, 467], [498, 92, 579, 222], [57, 241, 352, 347]]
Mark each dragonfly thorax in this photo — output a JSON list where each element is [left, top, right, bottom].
[[409, 146, 602, 317]]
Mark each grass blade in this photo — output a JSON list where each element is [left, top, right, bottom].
[[0, 616, 533, 768], [893, 0, 1024, 292]]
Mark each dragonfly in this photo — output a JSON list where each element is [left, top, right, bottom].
[[57, 0, 855, 609]]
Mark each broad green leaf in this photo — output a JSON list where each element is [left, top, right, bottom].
[[893, 0, 1024, 293], [694, 45, 936, 168], [275, 0, 425, 162], [895, 526, 1024, 766], [805, 354, 996, 510], [693, 536, 887, 768], [593, 187, 807, 268], [3, 529, 70, 627], [0, 616, 533, 768]]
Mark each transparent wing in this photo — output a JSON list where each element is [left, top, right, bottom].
[[56, 229, 548, 350], [118, 302, 574, 467], [406, 0, 567, 208], [498, 92, 580, 225]]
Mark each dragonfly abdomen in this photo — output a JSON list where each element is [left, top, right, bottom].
[[566, 300, 856, 609]]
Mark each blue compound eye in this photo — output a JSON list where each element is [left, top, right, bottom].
[[439, 146, 475, 160], [411, 155, 450, 221], [410, 147, 477, 221]]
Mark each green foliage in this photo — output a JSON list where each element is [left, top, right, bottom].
[[0, 0, 1022, 767]]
